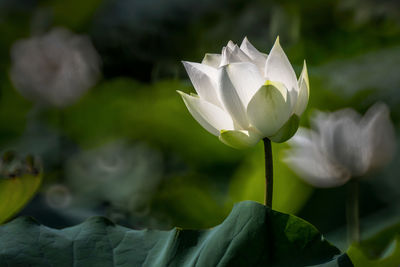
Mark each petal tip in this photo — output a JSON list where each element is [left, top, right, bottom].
[[275, 36, 280, 44], [177, 90, 191, 98], [181, 61, 191, 69], [302, 60, 308, 73], [182, 61, 199, 69], [271, 36, 283, 51], [227, 40, 235, 49]]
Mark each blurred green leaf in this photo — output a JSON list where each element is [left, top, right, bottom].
[[61, 78, 245, 166], [150, 175, 229, 229], [0, 201, 351, 266], [0, 79, 32, 145], [347, 222, 400, 267], [0, 152, 42, 224], [43, 0, 103, 30]]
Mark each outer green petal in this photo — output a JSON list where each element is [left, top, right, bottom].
[[294, 61, 309, 116], [219, 129, 261, 149], [269, 114, 300, 143], [246, 81, 292, 138]]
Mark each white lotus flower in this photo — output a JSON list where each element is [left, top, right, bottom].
[[10, 28, 101, 108], [285, 103, 396, 188], [178, 37, 309, 149]]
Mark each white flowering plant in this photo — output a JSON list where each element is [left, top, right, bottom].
[[178, 37, 309, 149]]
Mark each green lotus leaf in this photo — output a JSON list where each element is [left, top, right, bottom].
[[0, 201, 351, 266]]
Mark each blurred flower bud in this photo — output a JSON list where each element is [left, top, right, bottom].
[[285, 103, 396, 188], [10, 27, 101, 108], [45, 184, 72, 209]]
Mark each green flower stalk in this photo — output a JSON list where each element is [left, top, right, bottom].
[[346, 179, 360, 244], [263, 138, 273, 207], [178, 37, 310, 207]]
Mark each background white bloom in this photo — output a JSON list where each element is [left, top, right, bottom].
[[285, 103, 396, 188], [178, 37, 309, 149], [10, 28, 101, 108], [66, 141, 163, 214]]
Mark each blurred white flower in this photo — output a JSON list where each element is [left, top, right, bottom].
[[66, 141, 163, 214], [178, 37, 309, 149], [285, 103, 396, 188], [10, 27, 100, 108]]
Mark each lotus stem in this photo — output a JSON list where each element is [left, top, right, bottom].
[[263, 138, 273, 207], [346, 179, 360, 244], [58, 109, 66, 181]]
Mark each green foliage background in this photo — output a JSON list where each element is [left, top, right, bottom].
[[1, 0, 400, 264]]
